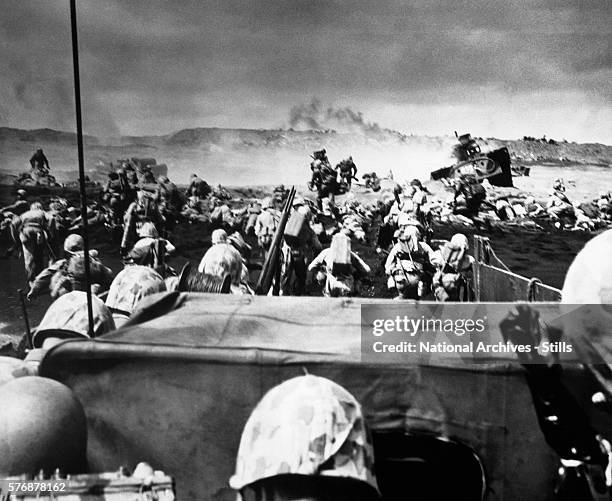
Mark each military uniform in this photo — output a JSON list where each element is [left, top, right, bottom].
[[308, 246, 370, 297], [431, 234, 474, 302], [18, 207, 51, 282], [187, 175, 211, 199], [29, 149, 50, 174], [255, 207, 280, 251], [198, 243, 250, 294], [121, 197, 165, 252]]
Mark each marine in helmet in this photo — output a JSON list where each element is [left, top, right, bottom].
[[453, 174, 486, 217], [0, 190, 29, 258], [156, 175, 183, 231], [209, 196, 234, 229], [336, 156, 358, 189], [29, 147, 50, 174], [361, 172, 381, 192], [187, 174, 212, 199], [27, 233, 83, 300], [105, 265, 167, 328], [198, 230, 251, 294], [546, 178, 574, 226], [126, 222, 176, 277], [32, 290, 115, 349], [0, 189, 29, 216], [102, 170, 128, 225], [229, 374, 380, 501], [308, 231, 371, 297], [254, 197, 280, 251], [309, 150, 339, 212], [17, 202, 53, 285], [385, 226, 434, 300], [280, 198, 322, 296], [121, 190, 165, 254], [431, 233, 475, 302]]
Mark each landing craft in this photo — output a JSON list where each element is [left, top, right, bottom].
[[430, 132, 514, 187]]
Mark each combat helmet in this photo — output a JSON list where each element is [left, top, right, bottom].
[[138, 222, 159, 238], [105, 265, 166, 326], [32, 291, 115, 348], [230, 375, 379, 495], [562, 228, 612, 303], [0, 377, 87, 476], [63, 233, 84, 254]]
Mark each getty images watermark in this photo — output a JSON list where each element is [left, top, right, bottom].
[[360, 303, 612, 365]]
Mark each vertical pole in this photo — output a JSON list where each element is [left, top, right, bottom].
[[70, 0, 94, 337]]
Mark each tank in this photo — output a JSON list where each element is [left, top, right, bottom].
[[431, 133, 513, 187]]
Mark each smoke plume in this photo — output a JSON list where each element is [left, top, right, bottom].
[[289, 98, 391, 137]]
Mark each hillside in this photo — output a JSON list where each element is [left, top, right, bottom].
[[0, 126, 610, 186]]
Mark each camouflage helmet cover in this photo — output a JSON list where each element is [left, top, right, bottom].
[[229, 375, 378, 493], [138, 222, 159, 238], [105, 265, 166, 315], [33, 291, 115, 347], [63, 233, 85, 253]]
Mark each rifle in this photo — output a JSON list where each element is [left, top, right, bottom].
[[255, 186, 296, 295], [18, 289, 33, 350]]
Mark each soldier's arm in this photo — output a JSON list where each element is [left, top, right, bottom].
[[351, 252, 371, 275], [28, 260, 64, 298], [308, 249, 328, 272], [384, 246, 398, 274], [254, 215, 263, 236]]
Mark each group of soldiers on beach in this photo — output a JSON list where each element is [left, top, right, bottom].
[[1, 147, 612, 337]]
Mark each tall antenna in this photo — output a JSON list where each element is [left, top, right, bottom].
[[70, 0, 94, 337]]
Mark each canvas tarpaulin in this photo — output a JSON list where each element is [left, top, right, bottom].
[[40, 293, 560, 501]]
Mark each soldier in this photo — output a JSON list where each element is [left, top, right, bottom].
[[126, 222, 176, 277], [156, 175, 183, 232], [273, 184, 290, 203], [198, 231, 251, 294], [121, 190, 165, 255], [186, 174, 211, 199], [254, 197, 279, 251], [453, 174, 486, 217], [27, 233, 83, 300], [309, 149, 338, 211], [17, 202, 53, 285], [308, 231, 371, 297], [362, 172, 381, 192], [337, 156, 358, 188], [105, 265, 167, 328], [385, 226, 434, 300], [229, 375, 380, 501], [280, 198, 322, 296], [245, 200, 262, 236], [209, 197, 234, 229], [546, 179, 574, 225], [31, 291, 115, 349], [29, 148, 50, 174], [102, 171, 126, 225], [431, 233, 475, 302], [0, 189, 29, 216]]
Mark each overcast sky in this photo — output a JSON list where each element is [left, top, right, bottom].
[[1, 0, 610, 142]]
